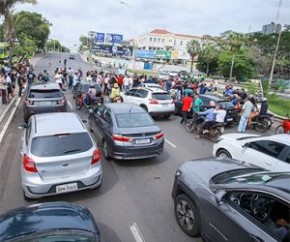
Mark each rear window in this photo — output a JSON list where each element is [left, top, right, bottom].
[[116, 113, 155, 128], [152, 93, 171, 100], [31, 133, 93, 157], [28, 89, 62, 98]]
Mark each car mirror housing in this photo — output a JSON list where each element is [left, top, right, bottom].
[[242, 143, 249, 149], [18, 123, 28, 129], [215, 190, 226, 206]]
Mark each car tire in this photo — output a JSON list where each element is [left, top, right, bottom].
[[175, 194, 200, 237], [164, 114, 171, 119], [102, 140, 111, 160], [216, 149, 232, 159]]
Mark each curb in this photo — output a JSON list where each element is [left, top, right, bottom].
[[0, 97, 16, 124]]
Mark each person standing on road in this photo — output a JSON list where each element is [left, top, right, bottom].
[[0, 70, 8, 104], [180, 92, 193, 125], [54, 71, 63, 89], [27, 69, 36, 90], [193, 94, 203, 112], [237, 96, 254, 133]]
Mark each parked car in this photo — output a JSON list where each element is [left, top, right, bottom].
[[172, 158, 290, 242], [23, 82, 67, 122], [213, 133, 290, 172], [168, 70, 179, 77], [69, 54, 75, 59], [158, 70, 170, 80], [19, 112, 102, 200], [0, 202, 101, 241], [121, 87, 174, 118], [174, 94, 234, 124], [88, 103, 164, 160]]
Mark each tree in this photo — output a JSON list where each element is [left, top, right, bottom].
[[186, 39, 201, 73], [197, 44, 219, 76], [13, 11, 50, 51], [0, 0, 37, 64]]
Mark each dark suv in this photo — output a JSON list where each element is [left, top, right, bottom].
[[23, 83, 67, 122]]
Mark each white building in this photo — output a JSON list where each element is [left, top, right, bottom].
[[134, 29, 202, 60]]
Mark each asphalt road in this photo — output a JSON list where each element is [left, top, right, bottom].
[[0, 53, 275, 242]]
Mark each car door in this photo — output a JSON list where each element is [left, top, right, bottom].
[[274, 145, 290, 171], [122, 88, 138, 103], [90, 105, 106, 143], [98, 108, 113, 143], [241, 140, 286, 171], [202, 190, 281, 242], [200, 96, 210, 110], [135, 89, 149, 106]]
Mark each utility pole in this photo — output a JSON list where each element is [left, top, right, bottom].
[[269, 0, 283, 87]]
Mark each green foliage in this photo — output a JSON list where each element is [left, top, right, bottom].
[[271, 79, 290, 92], [261, 79, 270, 95], [197, 44, 219, 75], [0, 24, 4, 42], [267, 94, 290, 117], [244, 81, 260, 95], [13, 11, 50, 50], [186, 39, 201, 73]]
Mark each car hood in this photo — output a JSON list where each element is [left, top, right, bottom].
[[179, 158, 261, 187], [0, 202, 99, 241]]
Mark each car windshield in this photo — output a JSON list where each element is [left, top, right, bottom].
[[28, 89, 62, 98], [218, 101, 234, 109], [152, 93, 171, 100], [115, 113, 155, 128], [31, 133, 93, 157]]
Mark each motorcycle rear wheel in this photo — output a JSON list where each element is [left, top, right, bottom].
[[254, 121, 268, 133], [209, 129, 221, 142]]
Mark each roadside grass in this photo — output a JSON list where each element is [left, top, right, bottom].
[[127, 69, 157, 76], [267, 94, 290, 117]]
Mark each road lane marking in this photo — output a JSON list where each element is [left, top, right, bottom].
[[165, 139, 177, 148], [0, 98, 21, 144], [67, 100, 73, 110], [130, 223, 145, 242]]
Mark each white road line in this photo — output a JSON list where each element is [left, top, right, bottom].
[[130, 223, 145, 242], [67, 100, 73, 110], [0, 98, 21, 144], [165, 139, 177, 148]]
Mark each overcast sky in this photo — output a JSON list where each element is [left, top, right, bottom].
[[17, 0, 290, 52]]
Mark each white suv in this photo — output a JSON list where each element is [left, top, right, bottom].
[[121, 87, 174, 118]]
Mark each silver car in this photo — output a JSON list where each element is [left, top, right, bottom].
[[20, 112, 102, 200]]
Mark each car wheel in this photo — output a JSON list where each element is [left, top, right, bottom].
[[216, 149, 232, 159], [175, 194, 200, 237], [102, 140, 111, 160], [163, 114, 171, 119]]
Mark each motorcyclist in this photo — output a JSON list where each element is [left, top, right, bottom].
[[196, 101, 216, 138], [260, 97, 268, 115], [109, 83, 121, 102]]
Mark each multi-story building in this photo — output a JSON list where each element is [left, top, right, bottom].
[[135, 29, 202, 61], [262, 22, 282, 35]]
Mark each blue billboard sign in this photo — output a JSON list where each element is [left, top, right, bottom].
[[95, 33, 105, 42], [135, 50, 155, 59], [106, 34, 123, 44], [93, 44, 131, 56]]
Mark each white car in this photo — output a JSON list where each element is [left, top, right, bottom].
[[140, 83, 163, 89], [213, 133, 290, 172], [121, 87, 174, 118]]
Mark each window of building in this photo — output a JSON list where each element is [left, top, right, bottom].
[[150, 37, 152, 42], [154, 38, 156, 42], [180, 41, 183, 46], [162, 39, 165, 43], [158, 38, 160, 43]]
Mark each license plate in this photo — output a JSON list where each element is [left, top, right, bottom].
[[39, 101, 52, 106], [56, 183, 78, 194], [227, 118, 233, 121], [136, 138, 150, 144]]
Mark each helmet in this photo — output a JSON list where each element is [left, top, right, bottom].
[[262, 97, 267, 102], [114, 83, 119, 88]]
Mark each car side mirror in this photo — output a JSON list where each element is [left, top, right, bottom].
[[18, 123, 28, 129], [242, 143, 249, 149], [82, 119, 88, 124], [215, 190, 226, 206]]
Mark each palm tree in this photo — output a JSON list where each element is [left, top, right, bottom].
[[201, 44, 219, 76], [0, 0, 37, 64], [186, 39, 201, 73]]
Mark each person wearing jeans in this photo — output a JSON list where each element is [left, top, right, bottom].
[[0, 71, 7, 105], [238, 97, 254, 133]]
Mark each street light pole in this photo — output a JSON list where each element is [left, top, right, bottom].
[[269, 0, 283, 87], [120, 1, 137, 70]]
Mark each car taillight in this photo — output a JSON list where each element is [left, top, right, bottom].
[[91, 149, 101, 164], [24, 100, 34, 105], [57, 99, 65, 105], [154, 132, 164, 139], [23, 154, 37, 173], [149, 99, 159, 104], [112, 134, 132, 142]]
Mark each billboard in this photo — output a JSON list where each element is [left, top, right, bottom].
[[93, 44, 131, 56], [135, 50, 155, 59], [95, 33, 105, 42], [105, 34, 123, 44]]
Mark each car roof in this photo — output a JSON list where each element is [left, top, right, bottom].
[[32, 113, 87, 136], [0, 202, 99, 241], [133, 87, 168, 93], [105, 103, 146, 114], [200, 94, 227, 102], [265, 134, 290, 144], [29, 82, 60, 90]]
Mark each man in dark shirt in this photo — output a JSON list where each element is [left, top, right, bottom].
[[260, 98, 268, 115]]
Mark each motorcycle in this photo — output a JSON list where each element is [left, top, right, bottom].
[[76, 93, 101, 111], [276, 114, 290, 134], [185, 113, 225, 142]]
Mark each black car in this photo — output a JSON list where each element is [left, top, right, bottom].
[[172, 158, 290, 242], [88, 103, 164, 160], [174, 94, 234, 124], [0, 202, 101, 241], [23, 82, 67, 122]]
